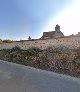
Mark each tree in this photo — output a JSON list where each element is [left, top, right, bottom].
[[28, 36, 31, 40]]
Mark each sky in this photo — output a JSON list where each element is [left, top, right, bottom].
[[0, 0, 79, 40]]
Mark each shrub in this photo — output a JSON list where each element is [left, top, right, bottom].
[[27, 47, 41, 55], [3, 39, 13, 43], [0, 39, 2, 43], [11, 46, 21, 52]]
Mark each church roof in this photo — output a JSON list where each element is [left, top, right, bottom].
[[43, 31, 56, 37]]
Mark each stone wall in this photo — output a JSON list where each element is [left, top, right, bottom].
[[0, 35, 80, 50]]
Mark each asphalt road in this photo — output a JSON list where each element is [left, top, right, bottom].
[[0, 60, 80, 92]]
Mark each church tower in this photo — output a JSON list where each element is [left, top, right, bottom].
[[55, 24, 60, 32]]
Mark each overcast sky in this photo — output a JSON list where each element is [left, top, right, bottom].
[[0, 0, 79, 40]]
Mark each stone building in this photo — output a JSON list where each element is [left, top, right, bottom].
[[41, 24, 64, 39]]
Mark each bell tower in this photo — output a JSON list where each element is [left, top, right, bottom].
[[55, 24, 60, 32]]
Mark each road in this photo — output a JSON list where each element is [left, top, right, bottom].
[[0, 60, 80, 92]]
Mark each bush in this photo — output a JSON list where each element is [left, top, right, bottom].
[[27, 47, 41, 55], [3, 39, 13, 43], [11, 46, 21, 52], [0, 39, 2, 43]]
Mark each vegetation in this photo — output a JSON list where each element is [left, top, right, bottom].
[[0, 39, 2, 42], [3, 39, 13, 43], [0, 46, 80, 77], [0, 39, 13, 43]]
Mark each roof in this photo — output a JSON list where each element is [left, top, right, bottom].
[[43, 31, 56, 37]]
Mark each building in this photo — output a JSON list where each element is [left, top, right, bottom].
[[41, 24, 64, 39]]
